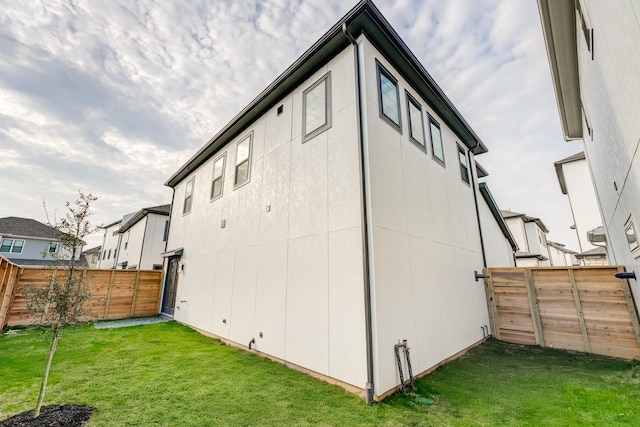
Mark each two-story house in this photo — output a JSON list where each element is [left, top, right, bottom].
[[162, 0, 515, 401], [501, 210, 551, 267]]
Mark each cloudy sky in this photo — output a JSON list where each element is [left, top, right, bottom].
[[0, 0, 583, 249]]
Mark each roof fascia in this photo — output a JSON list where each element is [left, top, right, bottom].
[[538, 0, 583, 140]]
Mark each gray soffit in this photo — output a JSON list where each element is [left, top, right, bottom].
[[538, 0, 583, 140], [166, 0, 487, 188], [479, 183, 518, 252], [554, 151, 585, 194]]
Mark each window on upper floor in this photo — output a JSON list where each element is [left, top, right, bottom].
[[625, 217, 639, 253], [303, 72, 331, 141], [108, 249, 112, 259], [48, 242, 58, 253], [234, 134, 252, 188], [163, 220, 169, 242], [211, 153, 226, 201], [0, 238, 24, 254], [376, 61, 401, 132], [406, 91, 426, 150], [577, 0, 594, 59], [457, 144, 469, 184], [183, 177, 195, 215], [102, 250, 106, 260], [429, 115, 445, 165]]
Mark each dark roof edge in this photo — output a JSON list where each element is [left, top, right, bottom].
[[165, 0, 486, 188], [119, 204, 170, 234], [479, 183, 518, 252]]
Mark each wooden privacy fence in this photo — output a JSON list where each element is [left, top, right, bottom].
[[0, 256, 164, 329], [484, 266, 640, 359]]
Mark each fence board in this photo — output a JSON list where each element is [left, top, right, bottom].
[[2, 264, 163, 328], [486, 266, 640, 359]]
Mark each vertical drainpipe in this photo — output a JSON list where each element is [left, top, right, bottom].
[[469, 149, 487, 268], [342, 23, 375, 404]]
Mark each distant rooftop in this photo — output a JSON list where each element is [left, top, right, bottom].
[[0, 217, 57, 240]]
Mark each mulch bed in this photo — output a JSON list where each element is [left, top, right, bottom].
[[0, 404, 94, 427]]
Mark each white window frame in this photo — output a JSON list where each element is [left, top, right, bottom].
[[302, 72, 332, 142], [376, 60, 402, 132], [48, 242, 58, 254], [210, 153, 226, 201], [457, 144, 470, 185], [183, 177, 195, 215], [624, 216, 639, 254], [0, 238, 25, 254], [234, 133, 253, 189], [405, 90, 426, 151]]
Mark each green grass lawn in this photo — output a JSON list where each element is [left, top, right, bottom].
[[1, 321, 639, 426]]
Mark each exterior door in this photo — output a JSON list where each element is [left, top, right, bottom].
[[161, 257, 180, 316]]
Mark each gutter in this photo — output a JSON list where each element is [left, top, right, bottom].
[[342, 23, 375, 405]]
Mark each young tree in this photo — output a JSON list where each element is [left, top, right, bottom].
[[22, 192, 98, 418]]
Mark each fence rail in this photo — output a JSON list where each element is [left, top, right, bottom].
[[0, 255, 164, 329], [484, 266, 640, 359]]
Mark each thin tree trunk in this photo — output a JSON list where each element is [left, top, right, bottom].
[[33, 327, 60, 418]]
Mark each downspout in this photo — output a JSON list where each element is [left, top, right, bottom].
[[343, 22, 375, 405], [469, 149, 487, 268]]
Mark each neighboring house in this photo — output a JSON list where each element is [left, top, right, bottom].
[[81, 246, 101, 269], [0, 217, 82, 266], [575, 246, 608, 266], [97, 205, 170, 270], [538, 1, 640, 301], [501, 210, 551, 267], [161, 1, 514, 401], [547, 241, 578, 266], [554, 151, 606, 259], [478, 183, 518, 267]]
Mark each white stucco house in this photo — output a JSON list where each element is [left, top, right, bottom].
[[0, 217, 83, 266], [539, 0, 640, 301], [547, 241, 578, 266], [554, 151, 607, 263], [162, 0, 514, 401], [97, 205, 170, 270], [501, 210, 551, 267]]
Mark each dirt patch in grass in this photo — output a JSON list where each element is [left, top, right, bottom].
[[0, 404, 93, 427]]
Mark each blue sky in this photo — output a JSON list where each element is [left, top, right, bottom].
[[0, 0, 583, 249]]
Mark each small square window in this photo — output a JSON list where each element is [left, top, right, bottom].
[[277, 105, 284, 116], [48, 242, 58, 253], [376, 61, 402, 132], [303, 73, 331, 141], [625, 218, 639, 253], [458, 144, 469, 184], [183, 178, 195, 214], [235, 134, 252, 188], [211, 153, 226, 201], [406, 91, 426, 150], [429, 115, 445, 165]]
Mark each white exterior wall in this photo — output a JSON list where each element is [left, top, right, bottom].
[[97, 223, 121, 269], [505, 217, 528, 252], [140, 214, 168, 269], [165, 46, 368, 389], [576, 1, 640, 301], [562, 158, 603, 252], [524, 222, 550, 265], [358, 38, 490, 396], [477, 200, 515, 268], [548, 246, 570, 266], [117, 220, 146, 269]]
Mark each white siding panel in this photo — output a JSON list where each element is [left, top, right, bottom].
[[285, 234, 329, 375], [229, 245, 259, 345], [260, 143, 291, 244], [264, 95, 293, 155], [210, 249, 235, 337]]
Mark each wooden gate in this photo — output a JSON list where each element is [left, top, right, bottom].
[[484, 266, 640, 359]]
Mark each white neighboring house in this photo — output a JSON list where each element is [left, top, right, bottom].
[[547, 241, 578, 266], [0, 217, 82, 266], [501, 210, 551, 267], [539, 1, 640, 301], [81, 246, 101, 269], [162, 1, 514, 402], [554, 151, 607, 263], [96, 205, 170, 270]]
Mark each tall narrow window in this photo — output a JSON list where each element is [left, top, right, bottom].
[[235, 134, 252, 188], [429, 115, 445, 165], [183, 178, 195, 214], [303, 73, 331, 141], [406, 91, 426, 150], [211, 153, 226, 200], [163, 220, 169, 242], [458, 144, 469, 184], [376, 61, 401, 131]]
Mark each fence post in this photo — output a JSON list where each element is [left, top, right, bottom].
[[524, 268, 545, 346], [103, 270, 116, 319], [129, 270, 141, 317], [483, 268, 500, 339], [567, 268, 592, 352], [0, 264, 19, 329], [618, 266, 640, 347]]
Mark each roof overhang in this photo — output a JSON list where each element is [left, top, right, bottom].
[[554, 151, 586, 194], [479, 183, 518, 252], [538, 0, 583, 140], [166, 0, 487, 188], [161, 247, 183, 258]]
